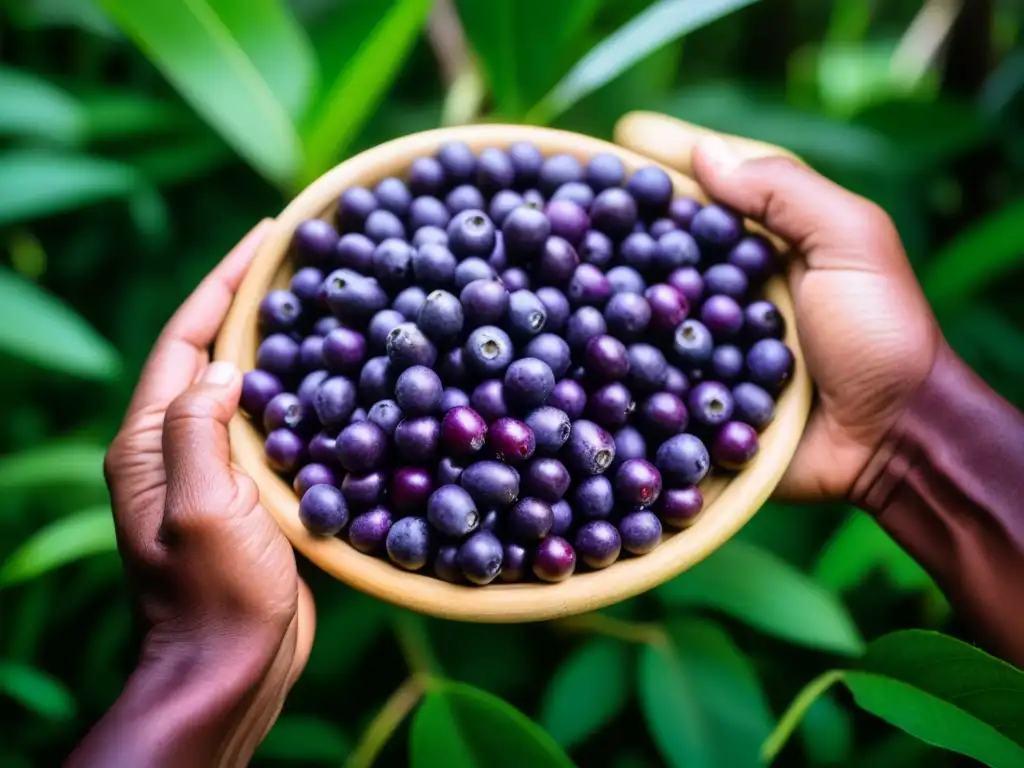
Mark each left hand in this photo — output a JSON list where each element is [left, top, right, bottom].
[[68, 221, 315, 768]]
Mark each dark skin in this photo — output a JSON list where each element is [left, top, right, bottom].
[[69, 119, 942, 766]]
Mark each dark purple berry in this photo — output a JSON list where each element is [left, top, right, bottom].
[[241, 370, 284, 416], [437, 141, 475, 184], [627, 344, 669, 392], [523, 189, 545, 209], [551, 500, 573, 535], [712, 421, 760, 470], [612, 426, 647, 471], [690, 203, 742, 251], [342, 471, 387, 509], [441, 406, 488, 455], [565, 419, 615, 475], [458, 531, 504, 585], [574, 475, 614, 520], [568, 263, 612, 307], [471, 379, 509, 423], [539, 153, 583, 195], [704, 263, 748, 300], [604, 292, 651, 339], [299, 336, 326, 371], [348, 506, 393, 553], [386, 516, 431, 571], [335, 421, 387, 473], [579, 230, 613, 266], [367, 310, 405, 354], [551, 181, 594, 209], [256, 334, 299, 377], [566, 306, 607, 351], [689, 381, 734, 428], [524, 334, 571, 378], [374, 177, 411, 217], [336, 233, 375, 271], [619, 232, 657, 272], [575, 521, 621, 569], [504, 357, 556, 408], [359, 356, 395, 405], [460, 460, 520, 508], [499, 543, 529, 582], [393, 416, 440, 464], [259, 289, 302, 333], [627, 166, 673, 214], [338, 187, 377, 231], [441, 387, 470, 412], [265, 429, 305, 473], [590, 188, 637, 240], [667, 267, 704, 304], [394, 365, 443, 416], [436, 457, 465, 487], [322, 328, 366, 375], [645, 284, 689, 331], [728, 235, 776, 281], [585, 335, 630, 381], [606, 266, 647, 296], [673, 319, 714, 366], [413, 225, 448, 248], [312, 316, 342, 337], [367, 399, 403, 436], [489, 190, 524, 227], [364, 209, 406, 242], [525, 407, 572, 454], [299, 484, 348, 535], [434, 545, 462, 583], [537, 236, 580, 285], [490, 418, 536, 464], [616, 459, 662, 508], [586, 153, 625, 191], [314, 376, 357, 427], [393, 286, 427, 320], [656, 433, 710, 485], [732, 383, 776, 431], [386, 323, 437, 370], [502, 207, 551, 259], [669, 197, 701, 229], [448, 209, 496, 258], [548, 379, 587, 420], [464, 325, 514, 378], [263, 393, 304, 433], [454, 257, 497, 289], [308, 431, 337, 465], [545, 200, 589, 246], [653, 229, 700, 273], [711, 345, 744, 383], [417, 289, 464, 342], [427, 484, 480, 537], [656, 486, 703, 529], [533, 536, 576, 582], [587, 382, 635, 429], [476, 147, 515, 193], [507, 290, 548, 340], [508, 141, 543, 188], [500, 267, 530, 292], [641, 391, 688, 437], [324, 269, 388, 320], [411, 243, 456, 286], [507, 497, 555, 541], [649, 218, 676, 239], [618, 511, 662, 555], [294, 219, 339, 264], [349, 407, 368, 423], [409, 156, 446, 196], [744, 300, 785, 341], [523, 458, 571, 502], [746, 338, 794, 391], [439, 347, 469, 387], [445, 185, 485, 215], [293, 463, 337, 497]]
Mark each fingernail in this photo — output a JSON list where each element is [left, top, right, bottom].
[[696, 135, 742, 175], [202, 361, 239, 386]]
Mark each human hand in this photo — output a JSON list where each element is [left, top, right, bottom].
[[69, 221, 314, 768], [615, 113, 941, 500]]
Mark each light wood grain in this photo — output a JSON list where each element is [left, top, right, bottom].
[[213, 124, 814, 623]]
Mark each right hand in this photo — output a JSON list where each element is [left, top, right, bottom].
[[615, 113, 942, 500]]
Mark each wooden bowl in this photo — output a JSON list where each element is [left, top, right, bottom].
[[214, 124, 813, 623]]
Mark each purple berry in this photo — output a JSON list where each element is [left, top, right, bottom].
[[489, 190, 524, 227], [690, 204, 742, 251], [439, 347, 469, 387], [257, 333, 299, 377], [568, 263, 612, 307], [539, 153, 583, 195], [464, 326, 514, 378], [653, 229, 701, 273], [458, 531, 504, 585], [507, 289, 548, 340], [258, 289, 302, 333], [612, 426, 647, 472], [294, 219, 339, 264], [394, 365, 443, 417], [704, 263, 748, 300], [604, 292, 651, 339], [393, 416, 440, 464], [503, 207, 550, 260], [587, 382, 635, 429], [460, 460, 520, 508], [265, 429, 305, 473], [618, 511, 662, 555], [507, 497, 555, 542], [509, 141, 543, 188], [308, 431, 337, 465], [263, 393, 304, 432], [641, 392, 688, 437], [619, 232, 657, 272], [656, 486, 704, 529], [649, 218, 676, 239], [348, 506, 393, 553], [655, 433, 711, 485], [448, 209, 497, 258], [538, 236, 580, 284], [565, 419, 616, 476], [393, 286, 427, 320], [536, 286, 571, 333], [545, 200, 590, 247], [461, 278, 510, 325], [436, 456, 465, 487], [533, 536, 576, 582], [241, 370, 284, 416], [728, 234, 776, 280], [342, 471, 387, 509], [645, 284, 689, 331], [299, 336, 326, 371], [689, 381, 735, 429], [335, 421, 388, 473], [445, 185, 485, 215], [551, 181, 594, 209], [411, 242, 456, 285], [338, 187, 377, 231], [732, 383, 776, 431], [711, 344, 744, 383], [590, 187, 637, 240], [525, 406, 572, 454], [455, 257, 497, 291], [627, 344, 669, 392], [616, 459, 662, 508], [585, 335, 630, 381], [437, 141, 475, 184], [566, 306, 607, 351], [299, 484, 348, 536], [746, 339, 795, 391], [313, 376, 357, 428], [574, 475, 614, 520], [409, 156, 446, 196], [627, 166, 673, 214], [359, 357, 395, 406], [490, 418, 536, 464], [667, 267, 704, 304], [367, 310, 405, 354], [499, 543, 529, 582], [386, 322, 437, 370], [525, 334, 571, 379], [392, 467, 434, 514], [586, 153, 625, 191], [575, 521, 621, 569], [323, 328, 367, 374], [427, 484, 480, 537], [324, 269, 388, 320], [504, 357, 556, 408], [501, 267, 530, 292], [313, 316, 342, 336], [669, 197, 701, 229], [551, 500, 573, 535], [336, 233, 375, 272], [548, 379, 587, 420], [364, 209, 406, 242], [673, 319, 714, 367], [744, 300, 785, 341], [293, 463, 337, 497], [523, 458, 571, 502], [579, 230, 613, 267], [471, 379, 509, 423], [476, 147, 515, 193], [441, 406, 489, 455], [441, 387, 470, 412], [374, 177, 412, 217], [606, 266, 647, 296], [386, 516, 431, 571], [712, 421, 760, 470]]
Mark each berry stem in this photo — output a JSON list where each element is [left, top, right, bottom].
[[554, 612, 669, 647], [344, 674, 425, 768], [393, 611, 443, 677]]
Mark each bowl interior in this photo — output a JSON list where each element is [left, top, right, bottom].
[[214, 124, 813, 623]]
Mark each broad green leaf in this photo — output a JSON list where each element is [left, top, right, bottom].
[[528, 0, 762, 124], [299, 0, 432, 185], [923, 198, 1024, 312], [637, 642, 711, 768], [78, 90, 199, 142], [0, 442, 107, 494], [657, 540, 864, 656], [257, 715, 351, 762], [0, 662, 76, 720], [206, 0, 317, 119], [814, 510, 932, 592], [799, 691, 852, 766], [93, 0, 301, 184], [669, 620, 772, 768], [10, 0, 119, 37], [0, 150, 141, 226], [304, 591, 390, 679], [539, 638, 631, 749], [455, 0, 603, 117], [410, 681, 574, 768], [0, 267, 121, 381], [843, 672, 1024, 768], [1, 506, 116, 587], [0, 66, 83, 143], [126, 137, 232, 186], [814, 40, 928, 119], [863, 630, 1024, 747]]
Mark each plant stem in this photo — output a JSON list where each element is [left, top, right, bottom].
[[393, 611, 442, 677], [760, 669, 845, 764], [345, 675, 425, 768], [554, 613, 669, 647]]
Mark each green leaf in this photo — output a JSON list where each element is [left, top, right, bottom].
[[799, 691, 853, 766], [0, 150, 141, 226], [528, 0, 762, 124], [814, 510, 933, 593], [1, 506, 116, 587], [657, 540, 864, 656], [637, 641, 711, 768], [299, 0, 432, 185], [0, 66, 84, 143], [410, 681, 575, 768], [0, 662, 76, 720], [862, 630, 1024, 747], [256, 715, 351, 763], [93, 0, 302, 184], [922, 198, 1024, 312], [761, 670, 844, 764], [304, 591, 390, 680], [539, 638, 631, 749], [0, 267, 121, 381], [843, 672, 1024, 768], [669, 620, 773, 768], [0, 442, 107, 494], [78, 90, 199, 142], [455, 0, 603, 117]]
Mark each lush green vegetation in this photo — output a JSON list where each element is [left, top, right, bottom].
[[2, 1, 1024, 765]]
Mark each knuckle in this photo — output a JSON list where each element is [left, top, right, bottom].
[[853, 198, 895, 233], [164, 391, 223, 430]]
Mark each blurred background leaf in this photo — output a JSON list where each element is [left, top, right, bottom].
[[0, 662, 76, 721], [1, 506, 115, 587]]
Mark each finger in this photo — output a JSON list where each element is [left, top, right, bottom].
[[126, 219, 272, 421], [161, 361, 244, 536], [613, 111, 804, 178]]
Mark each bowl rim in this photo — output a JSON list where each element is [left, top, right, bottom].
[[213, 123, 813, 623]]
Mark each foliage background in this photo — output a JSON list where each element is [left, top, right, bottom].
[[2, 0, 1024, 766]]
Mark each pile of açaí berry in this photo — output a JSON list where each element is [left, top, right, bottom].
[[240, 141, 794, 586]]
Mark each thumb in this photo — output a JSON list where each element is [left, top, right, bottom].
[[691, 135, 900, 272], [162, 361, 248, 536]]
